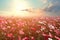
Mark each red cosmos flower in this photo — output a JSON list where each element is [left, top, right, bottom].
[[31, 27, 36, 31], [7, 33, 13, 37], [22, 37, 29, 40], [54, 29, 60, 35]]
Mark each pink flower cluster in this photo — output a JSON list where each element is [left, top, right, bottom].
[[0, 16, 60, 40]]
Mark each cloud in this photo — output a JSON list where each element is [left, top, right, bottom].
[[41, 0, 48, 4], [44, 0, 60, 16], [47, 3, 53, 8], [38, 0, 48, 3]]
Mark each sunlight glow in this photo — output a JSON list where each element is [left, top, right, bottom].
[[11, 0, 32, 17], [0, 0, 46, 17], [13, 0, 30, 12]]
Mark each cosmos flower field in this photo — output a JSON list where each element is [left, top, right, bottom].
[[0, 16, 60, 40]]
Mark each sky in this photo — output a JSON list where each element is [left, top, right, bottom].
[[0, 0, 46, 11], [0, 0, 60, 16]]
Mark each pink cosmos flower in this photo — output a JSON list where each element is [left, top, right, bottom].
[[19, 30, 24, 35]]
